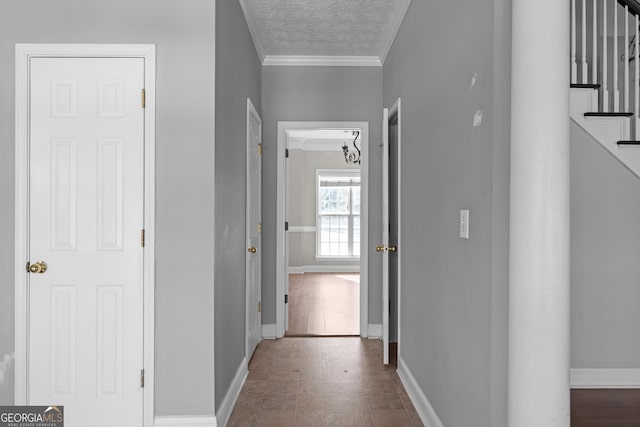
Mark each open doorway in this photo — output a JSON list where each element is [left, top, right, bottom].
[[276, 122, 369, 338]]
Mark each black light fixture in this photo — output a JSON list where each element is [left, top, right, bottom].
[[342, 130, 361, 165]]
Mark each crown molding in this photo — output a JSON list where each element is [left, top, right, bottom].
[[379, 0, 413, 64], [263, 55, 382, 67], [238, 0, 266, 62]]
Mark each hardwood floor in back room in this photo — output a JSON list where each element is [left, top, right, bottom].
[[571, 389, 640, 426], [287, 273, 360, 336]]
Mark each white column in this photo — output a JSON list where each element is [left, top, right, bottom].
[[509, 0, 571, 426]]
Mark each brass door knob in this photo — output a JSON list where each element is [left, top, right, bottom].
[[247, 247, 257, 254], [388, 245, 397, 253], [28, 261, 48, 274], [375, 245, 385, 252]]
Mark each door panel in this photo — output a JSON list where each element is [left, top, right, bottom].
[[246, 100, 262, 359], [382, 108, 390, 365], [28, 57, 144, 427]]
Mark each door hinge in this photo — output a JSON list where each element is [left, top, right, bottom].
[[258, 223, 262, 234], [258, 302, 261, 313], [284, 221, 289, 231], [141, 229, 145, 247], [285, 148, 289, 158], [258, 143, 263, 156], [141, 89, 146, 108], [285, 294, 289, 304], [140, 369, 145, 388]]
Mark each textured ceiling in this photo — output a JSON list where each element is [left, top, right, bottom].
[[241, 0, 411, 60]]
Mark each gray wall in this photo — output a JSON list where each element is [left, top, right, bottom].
[[570, 122, 640, 368], [214, 0, 262, 411], [288, 149, 360, 269], [261, 66, 383, 326], [382, 0, 511, 425], [0, 0, 216, 416]]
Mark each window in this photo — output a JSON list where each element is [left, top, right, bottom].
[[317, 170, 360, 258]]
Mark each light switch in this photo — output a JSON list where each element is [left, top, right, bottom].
[[460, 210, 469, 239]]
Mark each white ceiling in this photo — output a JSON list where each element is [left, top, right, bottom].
[[239, 0, 412, 66]]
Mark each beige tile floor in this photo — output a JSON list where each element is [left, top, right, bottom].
[[228, 337, 423, 427]]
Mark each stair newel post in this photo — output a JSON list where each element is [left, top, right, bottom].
[[582, 0, 589, 82], [573, 0, 578, 82], [614, 1, 620, 112], [603, 0, 610, 112], [593, 0, 598, 84], [510, 0, 570, 424], [625, 5, 630, 112]]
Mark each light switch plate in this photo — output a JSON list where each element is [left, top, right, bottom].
[[460, 209, 469, 239]]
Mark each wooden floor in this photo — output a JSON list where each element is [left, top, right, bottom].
[[287, 273, 359, 336], [571, 389, 640, 426]]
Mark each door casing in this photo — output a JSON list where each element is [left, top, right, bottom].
[[276, 121, 370, 338], [14, 44, 156, 427]]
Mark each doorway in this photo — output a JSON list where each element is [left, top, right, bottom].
[[276, 122, 370, 338], [14, 44, 156, 427]]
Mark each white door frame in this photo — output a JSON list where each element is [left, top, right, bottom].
[[246, 98, 262, 358], [276, 121, 370, 338], [14, 44, 156, 427]]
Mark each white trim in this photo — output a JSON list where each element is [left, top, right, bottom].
[[154, 417, 217, 427], [238, 0, 266, 62], [262, 324, 277, 339], [245, 97, 262, 364], [288, 265, 360, 274], [379, 0, 413, 64], [570, 368, 640, 388], [263, 55, 382, 67], [215, 357, 248, 427], [288, 139, 347, 151], [288, 226, 316, 233], [14, 43, 157, 427], [277, 121, 369, 338], [212, 1, 216, 413], [367, 324, 382, 339], [397, 356, 445, 427]]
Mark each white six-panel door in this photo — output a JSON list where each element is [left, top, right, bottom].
[[28, 57, 145, 427], [246, 99, 262, 359]]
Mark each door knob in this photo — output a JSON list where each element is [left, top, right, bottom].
[[375, 245, 385, 252], [247, 247, 257, 254], [388, 245, 397, 253], [27, 261, 48, 274]]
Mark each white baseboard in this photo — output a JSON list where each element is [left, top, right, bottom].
[[262, 323, 277, 339], [288, 265, 360, 274], [215, 357, 248, 427], [570, 368, 640, 388], [367, 324, 382, 339], [397, 356, 444, 427], [154, 416, 217, 427]]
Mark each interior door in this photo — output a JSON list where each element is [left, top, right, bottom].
[[246, 99, 262, 359], [28, 57, 145, 426], [381, 108, 390, 365]]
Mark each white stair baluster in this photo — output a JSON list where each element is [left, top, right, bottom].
[[572, 0, 578, 82], [603, 0, 609, 112], [625, 5, 630, 112], [614, 2, 620, 112], [582, 0, 588, 83]]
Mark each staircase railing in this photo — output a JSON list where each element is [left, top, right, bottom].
[[571, 0, 640, 135]]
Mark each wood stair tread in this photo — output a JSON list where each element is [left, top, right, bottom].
[[584, 112, 634, 117], [571, 83, 601, 89]]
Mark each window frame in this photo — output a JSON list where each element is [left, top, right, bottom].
[[315, 169, 361, 260]]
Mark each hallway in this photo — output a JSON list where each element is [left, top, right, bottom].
[[227, 337, 422, 426]]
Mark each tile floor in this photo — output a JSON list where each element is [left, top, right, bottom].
[[228, 337, 423, 427]]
